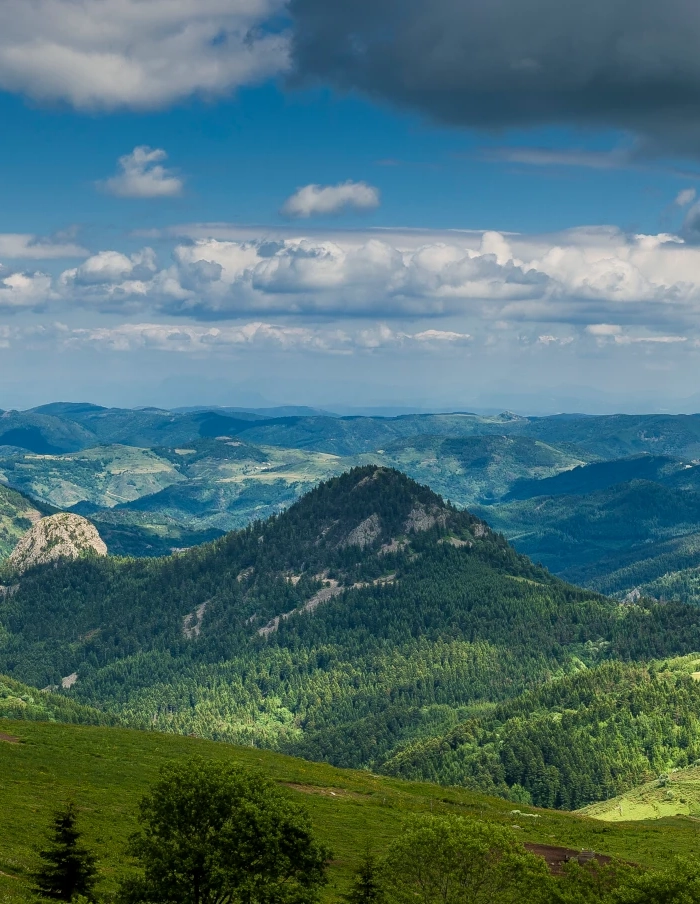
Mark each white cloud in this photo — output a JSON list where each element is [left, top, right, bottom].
[[38, 226, 700, 330], [59, 249, 158, 311], [0, 0, 288, 110], [281, 181, 380, 218], [413, 329, 471, 343], [586, 323, 622, 337], [537, 334, 573, 345], [676, 188, 697, 207], [102, 147, 183, 198], [0, 270, 53, 310], [0, 234, 88, 260]]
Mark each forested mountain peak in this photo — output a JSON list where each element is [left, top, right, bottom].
[[258, 465, 471, 554]]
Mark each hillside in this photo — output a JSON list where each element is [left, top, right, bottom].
[[4, 467, 700, 809], [505, 455, 682, 501], [0, 444, 186, 509], [580, 765, 700, 823], [2, 719, 700, 904], [375, 434, 589, 505], [0, 467, 609, 762], [4, 406, 700, 597], [0, 483, 50, 560], [0, 674, 116, 725], [481, 478, 700, 579], [383, 658, 700, 809]]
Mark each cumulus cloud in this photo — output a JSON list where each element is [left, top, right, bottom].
[[33, 226, 700, 335], [281, 181, 380, 218], [102, 147, 183, 198], [59, 249, 158, 310], [0, 270, 53, 310], [0, 234, 88, 259], [586, 324, 622, 337], [0, 0, 288, 110], [289, 0, 700, 154]]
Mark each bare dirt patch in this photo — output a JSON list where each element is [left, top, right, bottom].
[[379, 538, 409, 556], [440, 536, 472, 548], [0, 732, 20, 744], [524, 844, 611, 876]]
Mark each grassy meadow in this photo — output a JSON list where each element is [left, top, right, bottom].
[[3, 720, 700, 904]]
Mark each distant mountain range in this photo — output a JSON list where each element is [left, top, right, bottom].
[[2, 404, 700, 602]]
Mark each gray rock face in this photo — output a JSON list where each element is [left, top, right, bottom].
[[9, 513, 107, 574]]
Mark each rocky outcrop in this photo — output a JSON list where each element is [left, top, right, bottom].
[[9, 513, 107, 574], [405, 503, 449, 533], [342, 513, 382, 549]]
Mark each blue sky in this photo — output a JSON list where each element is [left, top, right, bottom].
[[3, 0, 700, 413]]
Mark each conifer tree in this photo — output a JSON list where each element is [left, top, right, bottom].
[[343, 848, 385, 904], [33, 803, 98, 902]]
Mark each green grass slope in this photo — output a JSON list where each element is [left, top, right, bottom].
[[580, 766, 700, 822], [2, 719, 700, 904]]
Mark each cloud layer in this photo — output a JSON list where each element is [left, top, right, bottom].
[[289, 0, 700, 153], [282, 181, 380, 217], [4, 226, 700, 344], [0, 0, 288, 110]]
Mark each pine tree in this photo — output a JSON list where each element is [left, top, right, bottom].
[[33, 803, 98, 902], [343, 848, 385, 904]]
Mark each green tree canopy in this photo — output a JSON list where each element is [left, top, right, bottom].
[[32, 803, 98, 902], [381, 815, 553, 904], [119, 757, 329, 904], [613, 857, 700, 904]]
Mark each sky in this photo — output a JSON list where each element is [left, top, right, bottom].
[[4, 1, 700, 413]]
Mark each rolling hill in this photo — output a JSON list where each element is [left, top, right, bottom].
[[383, 658, 700, 810], [3, 718, 699, 904]]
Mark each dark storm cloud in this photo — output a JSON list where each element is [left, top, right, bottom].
[[289, 0, 700, 151]]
